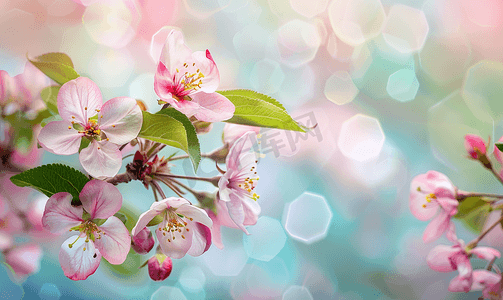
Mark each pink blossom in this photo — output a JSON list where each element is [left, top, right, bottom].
[[42, 180, 131, 280], [132, 197, 212, 259], [131, 227, 155, 255], [494, 136, 503, 166], [4, 244, 42, 279], [147, 254, 173, 281], [0, 70, 17, 107], [464, 134, 487, 159], [12, 62, 51, 114], [217, 132, 261, 237], [409, 171, 459, 243], [223, 123, 260, 146], [471, 270, 502, 299], [38, 77, 143, 178], [154, 29, 235, 122], [427, 241, 501, 293]]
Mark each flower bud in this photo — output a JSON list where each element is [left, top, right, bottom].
[[464, 134, 487, 159], [131, 227, 155, 255], [147, 254, 172, 281]]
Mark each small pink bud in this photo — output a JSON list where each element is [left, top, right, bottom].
[[464, 134, 487, 159], [131, 227, 155, 255], [148, 254, 172, 281]]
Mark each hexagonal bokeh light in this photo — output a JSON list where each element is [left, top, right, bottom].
[[250, 59, 285, 94], [382, 4, 429, 53], [284, 192, 332, 244], [338, 114, 385, 162], [283, 285, 314, 300], [328, 0, 386, 46], [277, 19, 321, 68], [38, 283, 61, 300], [178, 266, 206, 293], [151, 286, 187, 300], [290, 0, 330, 18], [462, 60, 503, 124], [419, 33, 472, 85], [428, 90, 493, 170], [324, 71, 359, 105], [386, 69, 419, 102], [243, 216, 287, 261], [82, 0, 140, 49]]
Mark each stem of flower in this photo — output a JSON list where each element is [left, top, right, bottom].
[[122, 153, 134, 160], [151, 180, 166, 199], [119, 143, 128, 151], [457, 192, 503, 200], [156, 174, 220, 187], [467, 214, 503, 249], [106, 172, 134, 185], [150, 183, 159, 202]]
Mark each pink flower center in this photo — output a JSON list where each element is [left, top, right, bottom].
[[81, 119, 101, 137], [172, 62, 205, 99], [158, 209, 192, 243]]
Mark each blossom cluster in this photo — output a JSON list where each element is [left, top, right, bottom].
[[411, 135, 503, 299], [0, 29, 268, 282]]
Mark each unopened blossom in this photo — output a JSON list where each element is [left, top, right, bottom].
[[4, 244, 42, 279], [0, 70, 17, 107], [12, 62, 51, 114], [147, 254, 172, 281], [38, 77, 143, 178], [217, 132, 261, 236], [131, 227, 155, 255], [223, 123, 260, 146], [42, 180, 131, 280], [427, 240, 500, 292], [409, 171, 458, 243], [464, 134, 487, 160], [132, 197, 212, 259], [154, 29, 235, 122], [471, 270, 502, 299]]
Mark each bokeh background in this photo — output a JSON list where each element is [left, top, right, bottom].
[[2, 0, 503, 299]]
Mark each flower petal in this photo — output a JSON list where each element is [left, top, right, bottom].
[[99, 97, 143, 145], [175, 204, 213, 228], [472, 270, 501, 291], [208, 211, 224, 249], [159, 29, 193, 73], [448, 275, 472, 293], [242, 196, 261, 226], [471, 247, 501, 261], [226, 132, 256, 172], [189, 92, 235, 122], [131, 206, 167, 237], [38, 121, 83, 155], [94, 216, 131, 265], [189, 50, 220, 93], [423, 211, 451, 243], [426, 245, 459, 272], [154, 61, 177, 101], [226, 194, 247, 233], [5, 244, 42, 277], [80, 180, 122, 220], [187, 222, 212, 257], [42, 192, 83, 234], [157, 219, 193, 259], [79, 140, 122, 178], [59, 236, 102, 281], [58, 77, 102, 124]]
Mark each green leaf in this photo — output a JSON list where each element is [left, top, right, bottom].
[[147, 215, 163, 227], [454, 197, 491, 234], [496, 143, 503, 152], [218, 89, 305, 132], [10, 163, 90, 206], [40, 86, 60, 114], [138, 109, 201, 171], [114, 212, 128, 225], [28, 52, 79, 85], [79, 138, 90, 153]]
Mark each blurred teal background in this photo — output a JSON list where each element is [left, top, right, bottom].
[[2, 0, 503, 299]]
